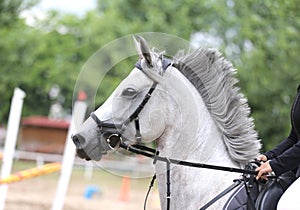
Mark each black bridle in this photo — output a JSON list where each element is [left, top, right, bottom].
[[90, 57, 172, 149], [90, 82, 157, 147]]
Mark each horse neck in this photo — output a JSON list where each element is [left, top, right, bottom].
[[154, 69, 239, 209], [156, 68, 233, 164]]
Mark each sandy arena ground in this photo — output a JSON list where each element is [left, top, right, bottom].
[[3, 162, 161, 210]]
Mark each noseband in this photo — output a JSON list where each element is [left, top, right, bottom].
[[90, 57, 172, 149]]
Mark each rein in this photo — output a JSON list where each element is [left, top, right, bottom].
[[119, 142, 258, 210], [120, 143, 257, 175]]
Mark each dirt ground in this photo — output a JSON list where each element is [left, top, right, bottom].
[[3, 162, 161, 210]]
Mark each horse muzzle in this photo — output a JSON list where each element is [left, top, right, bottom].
[[71, 115, 123, 161], [72, 110, 143, 161], [72, 134, 93, 160], [72, 132, 122, 161]]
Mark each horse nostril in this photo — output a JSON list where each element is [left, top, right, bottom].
[[72, 134, 84, 149], [72, 134, 92, 160]]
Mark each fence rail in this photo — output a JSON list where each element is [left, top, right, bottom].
[[0, 149, 155, 174]]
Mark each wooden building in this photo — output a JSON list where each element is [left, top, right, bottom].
[[19, 116, 70, 154]]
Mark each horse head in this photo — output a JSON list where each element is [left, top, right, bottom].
[[72, 36, 172, 161]]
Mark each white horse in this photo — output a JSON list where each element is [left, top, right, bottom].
[[72, 36, 261, 209]]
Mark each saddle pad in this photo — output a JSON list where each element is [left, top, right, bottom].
[[223, 182, 258, 210]]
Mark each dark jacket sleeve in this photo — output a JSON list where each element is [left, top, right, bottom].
[[264, 86, 300, 176], [267, 128, 300, 175], [264, 128, 298, 160]]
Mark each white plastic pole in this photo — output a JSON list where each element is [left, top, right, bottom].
[[0, 88, 26, 210], [52, 99, 87, 210]]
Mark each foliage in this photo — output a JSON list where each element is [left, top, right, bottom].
[[0, 12, 83, 120], [231, 1, 300, 150], [0, 0, 38, 27], [0, 0, 299, 151]]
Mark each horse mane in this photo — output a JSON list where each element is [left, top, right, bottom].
[[173, 48, 261, 163]]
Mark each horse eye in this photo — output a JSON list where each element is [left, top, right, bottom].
[[122, 88, 137, 97]]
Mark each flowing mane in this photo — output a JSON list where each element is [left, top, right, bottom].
[[173, 48, 261, 162]]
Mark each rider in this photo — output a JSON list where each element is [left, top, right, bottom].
[[256, 84, 300, 209]]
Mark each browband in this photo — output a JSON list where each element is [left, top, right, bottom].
[[134, 57, 172, 72]]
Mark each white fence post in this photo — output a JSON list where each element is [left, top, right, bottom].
[[0, 88, 26, 210], [52, 97, 87, 210]]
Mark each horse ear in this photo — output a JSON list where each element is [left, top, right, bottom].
[[132, 35, 153, 67]]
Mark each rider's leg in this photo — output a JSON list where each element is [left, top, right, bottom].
[[277, 177, 300, 210]]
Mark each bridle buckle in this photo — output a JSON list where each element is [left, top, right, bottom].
[[106, 133, 122, 150]]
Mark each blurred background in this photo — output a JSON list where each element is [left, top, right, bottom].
[[0, 0, 299, 209]]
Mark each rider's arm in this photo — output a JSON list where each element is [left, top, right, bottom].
[[266, 88, 300, 176], [268, 136, 300, 176], [264, 128, 298, 160]]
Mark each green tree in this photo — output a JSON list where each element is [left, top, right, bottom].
[[0, 0, 38, 27], [90, 0, 299, 150], [231, 1, 300, 150], [0, 0, 40, 122], [0, 9, 85, 122], [1, 0, 299, 152]]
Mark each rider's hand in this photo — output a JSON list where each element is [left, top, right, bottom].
[[255, 160, 273, 180], [256, 154, 267, 162]]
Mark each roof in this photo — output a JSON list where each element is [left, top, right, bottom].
[[22, 116, 70, 129]]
